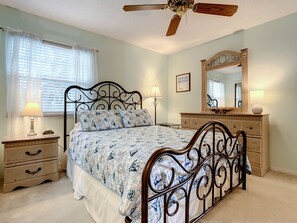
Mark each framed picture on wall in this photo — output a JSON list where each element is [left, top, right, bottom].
[[176, 73, 191, 92]]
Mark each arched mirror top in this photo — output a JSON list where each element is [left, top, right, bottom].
[[201, 48, 248, 113]]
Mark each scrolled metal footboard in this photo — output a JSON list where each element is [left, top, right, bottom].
[[142, 121, 247, 223]]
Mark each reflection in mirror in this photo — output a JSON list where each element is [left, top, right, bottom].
[[235, 82, 242, 107], [207, 94, 218, 108], [207, 66, 242, 108]]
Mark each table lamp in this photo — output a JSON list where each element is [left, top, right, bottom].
[[250, 90, 264, 114], [22, 102, 43, 136]]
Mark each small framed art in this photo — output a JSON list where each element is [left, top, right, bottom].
[[176, 73, 191, 92]]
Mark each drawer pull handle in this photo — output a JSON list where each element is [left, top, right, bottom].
[[25, 167, 42, 175], [25, 149, 42, 156], [249, 127, 253, 130]]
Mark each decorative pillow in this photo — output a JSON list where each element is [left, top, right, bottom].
[[79, 110, 123, 131], [113, 109, 124, 127], [119, 109, 154, 127]]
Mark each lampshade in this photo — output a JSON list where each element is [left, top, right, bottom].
[[22, 102, 43, 117], [151, 86, 161, 98], [250, 90, 264, 105], [250, 90, 264, 114]]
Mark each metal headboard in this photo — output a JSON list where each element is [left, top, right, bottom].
[[63, 81, 142, 151]]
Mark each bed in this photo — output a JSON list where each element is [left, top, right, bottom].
[[64, 81, 248, 223]]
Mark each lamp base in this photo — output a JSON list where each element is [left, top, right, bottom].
[[27, 132, 37, 136], [252, 104, 263, 114], [28, 117, 37, 136]]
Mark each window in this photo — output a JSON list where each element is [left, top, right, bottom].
[[207, 79, 225, 107], [6, 31, 97, 115], [235, 82, 242, 107]]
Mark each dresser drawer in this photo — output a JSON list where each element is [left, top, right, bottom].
[[247, 138, 261, 153], [4, 160, 58, 184], [228, 120, 242, 133], [251, 166, 262, 176], [242, 121, 261, 136], [5, 143, 58, 165], [247, 151, 261, 166], [191, 118, 207, 129], [181, 117, 192, 128]]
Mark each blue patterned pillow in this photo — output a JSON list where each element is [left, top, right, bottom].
[[79, 110, 123, 131], [119, 109, 154, 127]]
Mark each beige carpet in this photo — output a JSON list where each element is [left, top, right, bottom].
[[0, 171, 297, 223]]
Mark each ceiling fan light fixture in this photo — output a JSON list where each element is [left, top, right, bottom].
[[123, 0, 238, 36]]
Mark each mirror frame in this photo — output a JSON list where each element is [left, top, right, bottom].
[[201, 48, 248, 113]]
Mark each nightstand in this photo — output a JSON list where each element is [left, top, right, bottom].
[[2, 134, 60, 193], [158, 123, 181, 128]]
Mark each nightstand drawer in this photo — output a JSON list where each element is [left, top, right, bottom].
[[5, 143, 58, 165], [242, 121, 261, 136], [4, 160, 58, 184]]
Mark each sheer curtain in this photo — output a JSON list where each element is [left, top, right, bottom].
[[73, 45, 98, 87], [72, 45, 99, 119], [6, 31, 99, 137], [6, 29, 43, 136], [208, 79, 225, 107]]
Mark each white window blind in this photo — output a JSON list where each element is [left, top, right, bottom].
[[6, 32, 96, 115]]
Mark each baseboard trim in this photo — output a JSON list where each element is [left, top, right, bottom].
[[270, 166, 297, 176]]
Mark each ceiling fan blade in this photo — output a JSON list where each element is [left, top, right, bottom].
[[123, 4, 167, 11], [166, 15, 181, 36], [192, 3, 238, 16]]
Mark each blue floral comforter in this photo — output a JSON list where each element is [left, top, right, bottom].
[[68, 125, 247, 222]]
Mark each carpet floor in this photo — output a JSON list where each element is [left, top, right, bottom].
[[0, 171, 297, 223]]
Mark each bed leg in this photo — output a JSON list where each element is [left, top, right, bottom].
[[242, 134, 247, 191], [242, 177, 246, 190], [125, 216, 132, 223], [242, 158, 247, 190]]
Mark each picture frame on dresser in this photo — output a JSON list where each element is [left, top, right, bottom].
[[176, 72, 191, 92]]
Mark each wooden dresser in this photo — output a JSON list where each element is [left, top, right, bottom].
[[180, 113, 269, 177], [2, 134, 60, 193]]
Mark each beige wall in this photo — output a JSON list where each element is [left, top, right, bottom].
[[0, 5, 168, 177], [167, 13, 297, 174]]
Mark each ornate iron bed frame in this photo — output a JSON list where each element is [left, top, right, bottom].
[[64, 81, 247, 223]]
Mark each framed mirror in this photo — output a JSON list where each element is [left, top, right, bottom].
[[201, 48, 248, 113]]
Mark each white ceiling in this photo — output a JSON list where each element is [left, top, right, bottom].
[[1, 0, 297, 55]]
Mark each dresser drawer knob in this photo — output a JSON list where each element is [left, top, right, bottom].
[[25, 149, 42, 156], [25, 167, 42, 175], [249, 127, 253, 130]]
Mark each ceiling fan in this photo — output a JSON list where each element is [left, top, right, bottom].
[[123, 0, 238, 36]]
